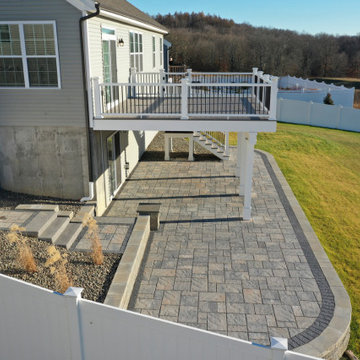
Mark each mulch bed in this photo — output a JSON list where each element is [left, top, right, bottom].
[[0, 232, 121, 302]]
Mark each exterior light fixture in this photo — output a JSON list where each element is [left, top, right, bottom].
[[118, 38, 124, 47]]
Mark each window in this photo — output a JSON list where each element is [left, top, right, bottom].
[[0, 21, 60, 88], [129, 31, 143, 72], [152, 36, 156, 68], [159, 37, 163, 67]]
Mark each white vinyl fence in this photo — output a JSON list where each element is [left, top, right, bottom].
[[277, 98, 360, 132], [0, 274, 322, 360], [278, 76, 355, 107]]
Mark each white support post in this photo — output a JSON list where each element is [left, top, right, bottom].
[[270, 337, 288, 360], [164, 135, 170, 161], [252, 67, 258, 97], [160, 68, 166, 98], [181, 78, 189, 120], [242, 132, 257, 221], [225, 131, 230, 156], [188, 136, 194, 161], [239, 132, 247, 194], [92, 77, 102, 118], [63, 287, 84, 360], [236, 132, 241, 178], [269, 76, 279, 120]]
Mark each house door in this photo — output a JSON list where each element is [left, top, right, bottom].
[[102, 28, 118, 105], [105, 132, 122, 204]]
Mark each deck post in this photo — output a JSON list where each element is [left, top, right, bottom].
[[252, 68, 258, 97], [269, 76, 279, 120], [188, 135, 194, 161], [242, 132, 257, 220], [164, 134, 170, 161], [92, 77, 102, 118], [225, 131, 230, 156], [239, 132, 247, 194], [181, 78, 189, 119], [187, 68, 192, 83]]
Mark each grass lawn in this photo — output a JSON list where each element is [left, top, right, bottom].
[[230, 124, 360, 355]]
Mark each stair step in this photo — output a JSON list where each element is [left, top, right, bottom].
[[24, 211, 58, 237], [16, 204, 59, 212], [217, 148, 224, 153], [54, 222, 83, 249], [58, 210, 74, 220], [39, 216, 71, 243], [71, 205, 95, 223], [211, 144, 218, 149]]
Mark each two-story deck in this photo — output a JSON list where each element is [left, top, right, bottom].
[[90, 68, 278, 219]]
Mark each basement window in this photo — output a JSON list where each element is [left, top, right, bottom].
[[0, 21, 61, 88]]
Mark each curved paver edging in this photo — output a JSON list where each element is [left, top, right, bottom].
[[104, 215, 151, 309], [256, 149, 351, 360]]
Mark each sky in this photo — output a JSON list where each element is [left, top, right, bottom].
[[130, 0, 360, 36]]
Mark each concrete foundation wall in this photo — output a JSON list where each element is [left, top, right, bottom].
[[93, 130, 157, 215], [0, 126, 89, 199]]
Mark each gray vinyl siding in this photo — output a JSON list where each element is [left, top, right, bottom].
[[0, 0, 86, 128]]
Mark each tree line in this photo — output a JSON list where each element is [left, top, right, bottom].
[[155, 12, 360, 78]]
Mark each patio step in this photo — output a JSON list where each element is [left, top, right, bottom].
[[54, 222, 83, 249], [24, 211, 58, 237], [39, 216, 71, 243]]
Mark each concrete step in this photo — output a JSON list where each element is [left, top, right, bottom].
[[58, 210, 74, 220], [24, 211, 58, 237], [39, 216, 71, 243], [54, 222, 83, 249], [71, 205, 95, 223], [16, 204, 59, 212]]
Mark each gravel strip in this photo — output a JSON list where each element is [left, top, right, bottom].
[[0, 232, 120, 302], [0, 187, 83, 215]]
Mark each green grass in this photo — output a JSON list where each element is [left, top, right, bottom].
[[230, 124, 360, 355]]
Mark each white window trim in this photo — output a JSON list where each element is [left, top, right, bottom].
[[101, 26, 116, 41], [159, 37, 163, 67], [152, 35, 156, 69], [0, 20, 61, 89], [129, 30, 143, 72]]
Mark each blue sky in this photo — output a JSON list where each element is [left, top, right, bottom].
[[131, 0, 360, 36]]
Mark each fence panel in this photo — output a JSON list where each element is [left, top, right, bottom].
[[277, 98, 360, 132]]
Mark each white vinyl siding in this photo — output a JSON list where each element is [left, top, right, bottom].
[[0, 21, 60, 88]]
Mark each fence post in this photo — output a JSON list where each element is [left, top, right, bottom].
[[307, 101, 313, 125], [63, 287, 85, 360], [269, 76, 279, 120], [270, 337, 287, 360], [337, 105, 343, 129], [92, 77, 102, 118], [181, 78, 189, 119]]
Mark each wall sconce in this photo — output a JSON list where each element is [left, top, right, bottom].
[[118, 38, 124, 47]]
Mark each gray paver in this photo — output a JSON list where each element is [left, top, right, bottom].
[[107, 134, 329, 348]]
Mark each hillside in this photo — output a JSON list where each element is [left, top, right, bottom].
[[155, 12, 360, 78]]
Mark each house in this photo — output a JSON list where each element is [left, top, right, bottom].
[[0, 0, 278, 219]]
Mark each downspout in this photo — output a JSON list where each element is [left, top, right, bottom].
[[79, 2, 100, 202]]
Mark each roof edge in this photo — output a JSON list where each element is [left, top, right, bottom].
[[66, 0, 96, 12], [100, 9, 168, 35]]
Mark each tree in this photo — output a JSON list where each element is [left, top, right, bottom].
[[324, 93, 334, 105]]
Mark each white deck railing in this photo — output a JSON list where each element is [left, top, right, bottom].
[[92, 68, 278, 120]]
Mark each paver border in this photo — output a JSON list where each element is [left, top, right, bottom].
[[256, 149, 351, 359], [104, 215, 151, 309]]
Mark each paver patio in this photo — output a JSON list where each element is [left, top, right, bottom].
[[106, 133, 335, 349]]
